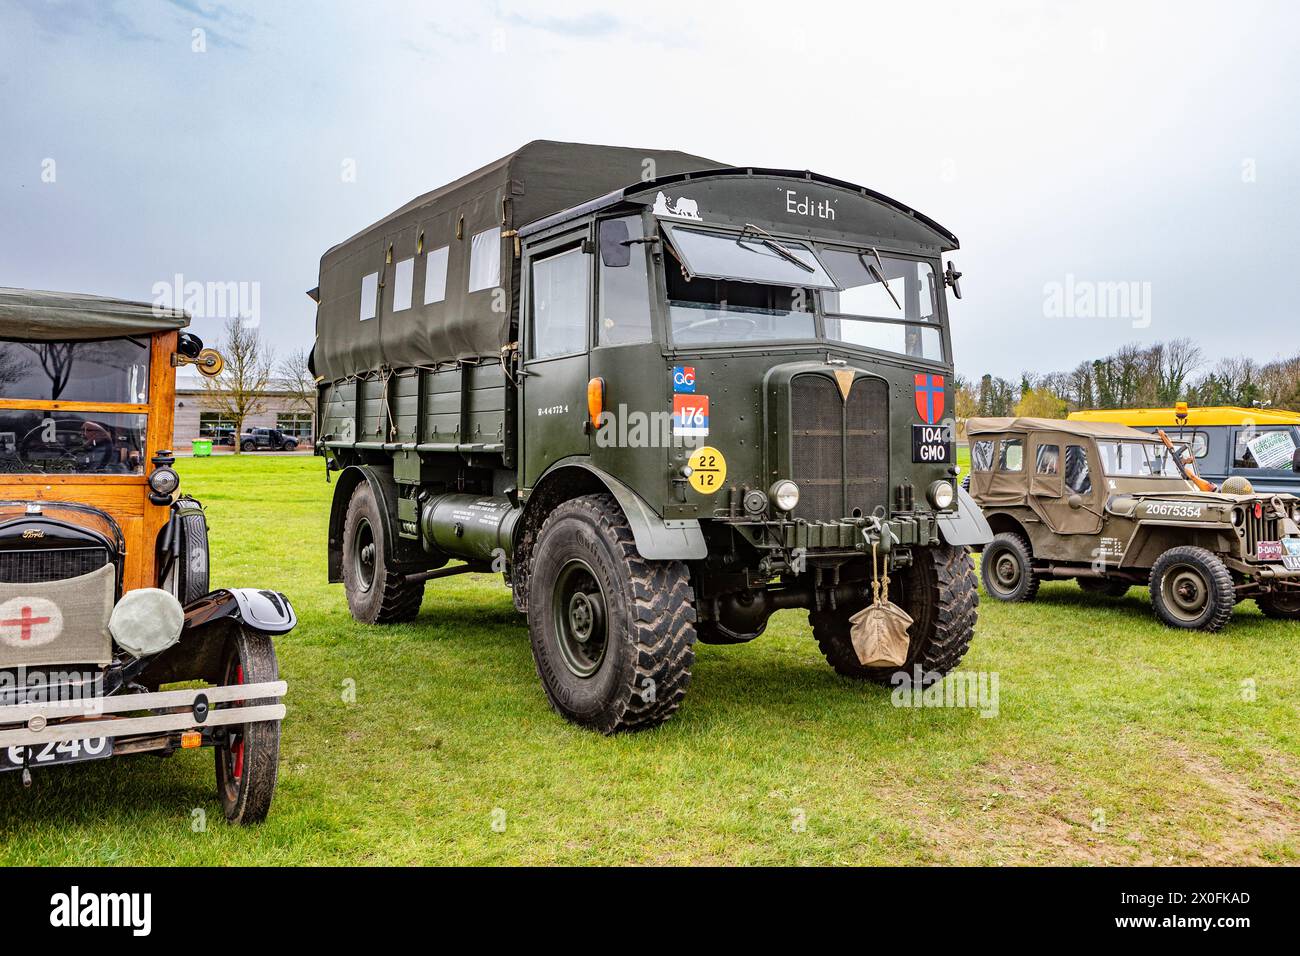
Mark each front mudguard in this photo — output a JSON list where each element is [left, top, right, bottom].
[[138, 589, 295, 688]]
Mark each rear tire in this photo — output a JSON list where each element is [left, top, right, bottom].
[[341, 481, 424, 623], [214, 626, 280, 825], [810, 544, 978, 684], [527, 493, 696, 733], [980, 532, 1039, 602], [1255, 591, 1300, 620], [1149, 546, 1235, 632], [241, 440, 255, 452], [1077, 577, 1131, 598]]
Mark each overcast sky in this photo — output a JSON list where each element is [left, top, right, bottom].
[[3, 0, 1298, 380]]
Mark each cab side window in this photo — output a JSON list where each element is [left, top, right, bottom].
[[1036, 443, 1060, 475], [530, 247, 588, 359], [1064, 444, 1091, 495], [597, 216, 653, 346], [971, 440, 994, 471], [998, 438, 1024, 472]]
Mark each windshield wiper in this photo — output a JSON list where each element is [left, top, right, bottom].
[[861, 247, 902, 310], [737, 223, 815, 273]]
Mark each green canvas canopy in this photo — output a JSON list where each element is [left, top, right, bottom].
[[0, 287, 189, 341], [311, 140, 725, 382]]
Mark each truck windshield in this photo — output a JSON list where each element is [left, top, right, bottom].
[[1096, 441, 1183, 478], [659, 229, 946, 361], [820, 250, 944, 362]]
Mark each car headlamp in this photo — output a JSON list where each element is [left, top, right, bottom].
[[928, 480, 955, 510], [770, 479, 800, 513], [148, 466, 179, 497]]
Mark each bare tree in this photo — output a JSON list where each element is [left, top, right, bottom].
[[276, 347, 317, 437], [200, 318, 274, 453]]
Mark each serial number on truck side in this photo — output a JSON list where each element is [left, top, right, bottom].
[[912, 424, 952, 463]]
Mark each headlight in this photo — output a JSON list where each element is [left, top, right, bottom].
[[929, 480, 955, 510], [148, 466, 179, 496], [770, 479, 800, 513]]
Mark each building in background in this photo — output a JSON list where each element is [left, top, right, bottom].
[[172, 372, 313, 450]]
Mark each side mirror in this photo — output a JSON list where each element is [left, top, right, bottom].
[[944, 259, 963, 300], [1067, 494, 1083, 510], [598, 219, 632, 268]]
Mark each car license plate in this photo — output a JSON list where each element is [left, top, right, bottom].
[[0, 736, 112, 773], [1284, 555, 1300, 571]]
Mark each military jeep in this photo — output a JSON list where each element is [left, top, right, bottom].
[[965, 417, 1300, 631]]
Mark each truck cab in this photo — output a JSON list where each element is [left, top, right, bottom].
[[313, 142, 990, 733]]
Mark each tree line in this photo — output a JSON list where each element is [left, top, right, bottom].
[[955, 338, 1300, 422]]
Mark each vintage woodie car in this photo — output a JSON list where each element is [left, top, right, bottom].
[[0, 288, 295, 824], [965, 417, 1300, 631]]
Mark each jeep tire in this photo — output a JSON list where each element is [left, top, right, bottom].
[[1255, 591, 1300, 620], [810, 544, 978, 684], [1149, 546, 1235, 632], [980, 532, 1040, 602], [528, 493, 696, 733]]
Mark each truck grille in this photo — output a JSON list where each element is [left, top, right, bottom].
[[790, 373, 888, 522], [0, 547, 111, 584]]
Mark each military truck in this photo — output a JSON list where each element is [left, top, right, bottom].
[[966, 417, 1300, 630], [311, 141, 991, 733]]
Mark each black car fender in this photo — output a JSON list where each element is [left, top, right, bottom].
[[138, 588, 295, 687]]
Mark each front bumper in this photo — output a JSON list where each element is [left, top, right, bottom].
[[0, 681, 286, 756], [724, 511, 945, 553]]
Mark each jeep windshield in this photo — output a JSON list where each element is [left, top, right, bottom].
[[662, 228, 944, 361], [1096, 440, 1183, 478]]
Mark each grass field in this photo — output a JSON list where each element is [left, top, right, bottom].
[[2, 455, 1298, 865]]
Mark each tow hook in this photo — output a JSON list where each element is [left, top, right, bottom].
[[862, 516, 899, 554]]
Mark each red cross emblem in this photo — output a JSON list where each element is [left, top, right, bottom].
[[0, 597, 62, 648], [2, 606, 51, 641]]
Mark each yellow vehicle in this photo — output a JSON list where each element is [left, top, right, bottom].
[[1069, 404, 1300, 495]]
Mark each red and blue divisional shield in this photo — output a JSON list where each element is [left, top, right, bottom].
[[914, 374, 945, 425]]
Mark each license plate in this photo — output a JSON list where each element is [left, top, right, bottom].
[[0, 736, 112, 773], [1284, 555, 1300, 571]]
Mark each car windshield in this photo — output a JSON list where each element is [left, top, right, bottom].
[[1096, 440, 1183, 478], [0, 337, 150, 403]]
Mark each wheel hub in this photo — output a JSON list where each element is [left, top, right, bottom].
[[553, 559, 608, 678], [993, 552, 1021, 589], [1164, 565, 1208, 619], [354, 518, 376, 593]]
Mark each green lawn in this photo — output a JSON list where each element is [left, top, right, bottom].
[[2, 455, 1297, 865]]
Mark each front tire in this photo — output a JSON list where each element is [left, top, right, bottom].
[[214, 626, 280, 825], [341, 481, 424, 623], [241, 440, 256, 452], [810, 544, 978, 684], [1255, 591, 1300, 620], [527, 494, 696, 733], [980, 532, 1040, 602], [1149, 546, 1235, 631]]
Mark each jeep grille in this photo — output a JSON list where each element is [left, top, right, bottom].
[[789, 373, 888, 522], [0, 546, 111, 584], [1244, 508, 1281, 560]]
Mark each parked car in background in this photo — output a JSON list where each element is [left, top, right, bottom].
[[1070, 405, 1300, 495], [238, 427, 298, 452]]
